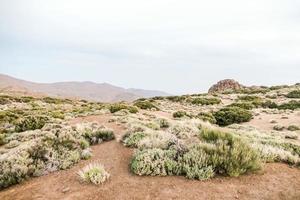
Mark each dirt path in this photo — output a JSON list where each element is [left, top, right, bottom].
[[1, 115, 300, 200]]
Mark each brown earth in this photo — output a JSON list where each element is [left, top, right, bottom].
[[0, 115, 300, 200]]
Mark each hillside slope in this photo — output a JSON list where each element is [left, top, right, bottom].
[[0, 74, 169, 102]]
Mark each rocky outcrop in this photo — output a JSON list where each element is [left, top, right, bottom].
[[208, 79, 244, 93]]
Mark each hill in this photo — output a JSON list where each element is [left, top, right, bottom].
[[0, 74, 169, 102]]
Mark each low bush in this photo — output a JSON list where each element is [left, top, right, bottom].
[[227, 102, 255, 110], [278, 100, 300, 110], [78, 163, 110, 185], [166, 96, 186, 102], [133, 101, 158, 110], [80, 124, 115, 144], [273, 125, 285, 131], [109, 104, 138, 114], [262, 100, 278, 109], [156, 118, 170, 128], [191, 97, 221, 105], [286, 90, 300, 98], [14, 116, 48, 132], [122, 132, 146, 148], [173, 111, 188, 118], [199, 128, 261, 177], [131, 148, 181, 176], [196, 112, 216, 124], [287, 125, 300, 131], [213, 107, 253, 126]]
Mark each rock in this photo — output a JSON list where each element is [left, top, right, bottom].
[[62, 187, 70, 193], [208, 79, 244, 93]]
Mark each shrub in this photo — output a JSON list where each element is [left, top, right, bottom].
[[166, 96, 186, 102], [213, 107, 253, 126], [262, 100, 278, 109], [278, 100, 300, 110], [82, 127, 115, 145], [238, 95, 261, 102], [180, 146, 215, 180], [130, 148, 180, 176], [199, 128, 261, 177], [156, 118, 170, 128], [273, 125, 285, 131], [133, 101, 158, 110], [0, 96, 10, 105], [109, 104, 138, 114], [286, 90, 300, 98], [78, 163, 110, 185], [227, 102, 255, 110], [287, 125, 300, 131], [14, 116, 48, 132], [191, 98, 221, 105], [173, 111, 188, 118], [196, 112, 216, 124], [122, 132, 146, 148]]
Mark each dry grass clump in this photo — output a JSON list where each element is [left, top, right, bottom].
[[78, 162, 110, 185]]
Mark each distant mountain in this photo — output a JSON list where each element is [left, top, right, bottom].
[[0, 74, 170, 102]]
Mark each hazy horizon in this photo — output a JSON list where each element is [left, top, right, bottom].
[[1, 0, 300, 94]]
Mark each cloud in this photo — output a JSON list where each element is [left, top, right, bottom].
[[0, 0, 299, 94]]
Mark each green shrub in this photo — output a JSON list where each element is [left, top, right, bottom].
[[191, 98, 221, 105], [238, 95, 261, 102], [262, 100, 278, 109], [227, 102, 255, 110], [133, 101, 158, 110], [287, 125, 300, 131], [173, 111, 188, 118], [131, 148, 181, 176], [78, 163, 110, 185], [180, 147, 215, 180], [286, 90, 300, 98], [166, 96, 186, 102], [156, 118, 170, 128], [122, 132, 146, 148], [0, 96, 10, 105], [213, 107, 253, 126], [199, 128, 261, 177], [14, 116, 48, 132], [197, 112, 216, 124], [83, 128, 115, 144], [109, 104, 138, 113], [278, 100, 300, 110], [273, 125, 285, 131]]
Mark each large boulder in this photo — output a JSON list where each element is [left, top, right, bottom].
[[208, 79, 244, 93]]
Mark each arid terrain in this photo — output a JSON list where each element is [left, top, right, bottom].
[[0, 80, 299, 200]]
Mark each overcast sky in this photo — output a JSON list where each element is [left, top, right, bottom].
[[0, 0, 299, 94]]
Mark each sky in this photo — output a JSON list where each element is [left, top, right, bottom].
[[0, 0, 300, 94]]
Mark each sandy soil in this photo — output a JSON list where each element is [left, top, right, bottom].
[[1, 115, 300, 200], [244, 111, 300, 132]]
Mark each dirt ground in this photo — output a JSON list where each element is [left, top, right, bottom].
[[1, 115, 300, 200]]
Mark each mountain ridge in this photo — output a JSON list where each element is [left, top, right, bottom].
[[0, 74, 170, 102]]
